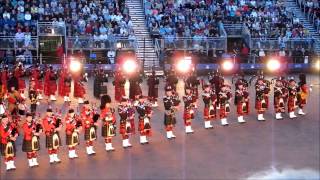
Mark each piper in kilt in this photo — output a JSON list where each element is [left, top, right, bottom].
[[183, 87, 196, 134], [81, 101, 98, 155], [30, 64, 44, 100], [0, 115, 19, 171], [202, 83, 217, 129], [74, 73, 87, 104], [129, 73, 143, 106], [254, 75, 270, 121], [14, 63, 26, 99], [163, 85, 180, 139], [297, 74, 309, 115], [147, 70, 160, 107], [218, 85, 232, 126], [287, 79, 299, 119], [113, 70, 126, 102], [58, 68, 72, 102], [65, 109, 82, 158], [0, 65, 9, 94], [100, 95, 116, 151], [22, 113, 42, 167], [136, 96, 152, 144], [29, 81, 39, 115], [42, 108, 62, 164], [234, 81, 250, 123], [273, 77, 288, 120], [185, 72, 200, 108], [118, 98, 133, 148], [44, 66, 58, 101]]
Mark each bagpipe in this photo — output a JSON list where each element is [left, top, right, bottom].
[[31, 119, 42, 151]]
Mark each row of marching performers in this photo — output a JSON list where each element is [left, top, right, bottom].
[[0, 96, 154, 171], [0, 63, 87, 105]]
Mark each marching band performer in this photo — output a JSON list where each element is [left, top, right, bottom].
[[165, 70, 179, 92], [273, 77, 288, 120], [163, 85, 180, 139], [0, 115, 19, 171], [202, 83, 217, 129], [147, 70, 160, 107], [297, 74, 309, 115], [29, 80, 39, 114], [209, 70, 224, 109], [65, 109, 82, 158], [81, 101, 99, 155], [183, 86, 196, 134], [253, 72, 270, 121], [30, 64, 44, 100], [218, 85, 232, 126], [74, 73, 87, 104], [100, 95, 116, 151], [136, 96, 152, 144], [44, 66, 58, 101], [58, 68, 72, 102], [113, 70, 126, 102], [129, 73, 143, 106], [14, 63, 26, 99], [234, 81, 249, 123], [42, 108, 62, 164], [118, 97, 133, 148], [0, 65, 9, 94], [22, 113, 42, 167], [287, 79, 298, 118], [185, 71, 200, 108], [7, 86, 22, 115]]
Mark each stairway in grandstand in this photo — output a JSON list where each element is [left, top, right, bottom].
[[285, 0, 320, 55], [126, 0, 159, 69]]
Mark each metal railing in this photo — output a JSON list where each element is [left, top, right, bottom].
[[0, 36, 38, 49], [37, 22, 66, 36], [250, 38, 315, 51], [155, 37, 227, 52]]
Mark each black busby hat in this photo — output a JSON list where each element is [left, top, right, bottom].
[[68, 109, 75, 113], [46, 108, 53, 112]]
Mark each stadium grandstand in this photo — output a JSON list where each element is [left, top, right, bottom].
[[0, 0, 319, 72]]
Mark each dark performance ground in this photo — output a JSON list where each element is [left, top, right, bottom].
[[1, 74, 320, 180]]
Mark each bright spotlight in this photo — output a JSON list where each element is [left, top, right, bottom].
[[222, 60, 234, 71], [122, 59, 137, 74], [315, 60, 320, 71], [176, 57, 192, 73], [267, 59, 281, 71], [69, 60, 82, 73]]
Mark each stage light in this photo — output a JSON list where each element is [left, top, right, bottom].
[[266, 59, 281, 71], [315, 59, 320, 71], [116, 42, 122, 49], [222, 60, 234, 71], [176, 57, 192, 73], [122, 59, 137, 74], [69, 59, 82, 73]]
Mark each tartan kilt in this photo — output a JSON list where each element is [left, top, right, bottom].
[[46, 132, 61, 149], [0, 141, 16, 157], [183, 111, 192, 121], [84, 126, 97, 141], [101, 124, 116, 137], [119, 120, 126, 135], [164, 114, 176, 126], [288, 97, 296, 112], [204, 106, 216, 119], [66, 133, 80, 146], [22, 137, 40, 152], [115, 86, 125, 102], [18, 79, 26, 90]]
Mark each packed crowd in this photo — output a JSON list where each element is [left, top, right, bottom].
[[297, 0, 320, 33], [0, 0, 135, 49], [145, 0, 310, 39]]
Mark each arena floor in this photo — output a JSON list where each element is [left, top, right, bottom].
[[1, 74, 319, 180]]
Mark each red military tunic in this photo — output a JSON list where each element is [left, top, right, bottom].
[[44, 69, 57, 96], [235, 89, 250, 116], [42, 116, 56, 136], [30, 68, 43, 91], [14, 67, 26, 90], [58, 69, 71, 97], [22, 123, 34, 141], [74, 77, 85, 98], [114, 72, 126, 102], [1, 70, 8, 93], [202, 89, 217, 120]]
